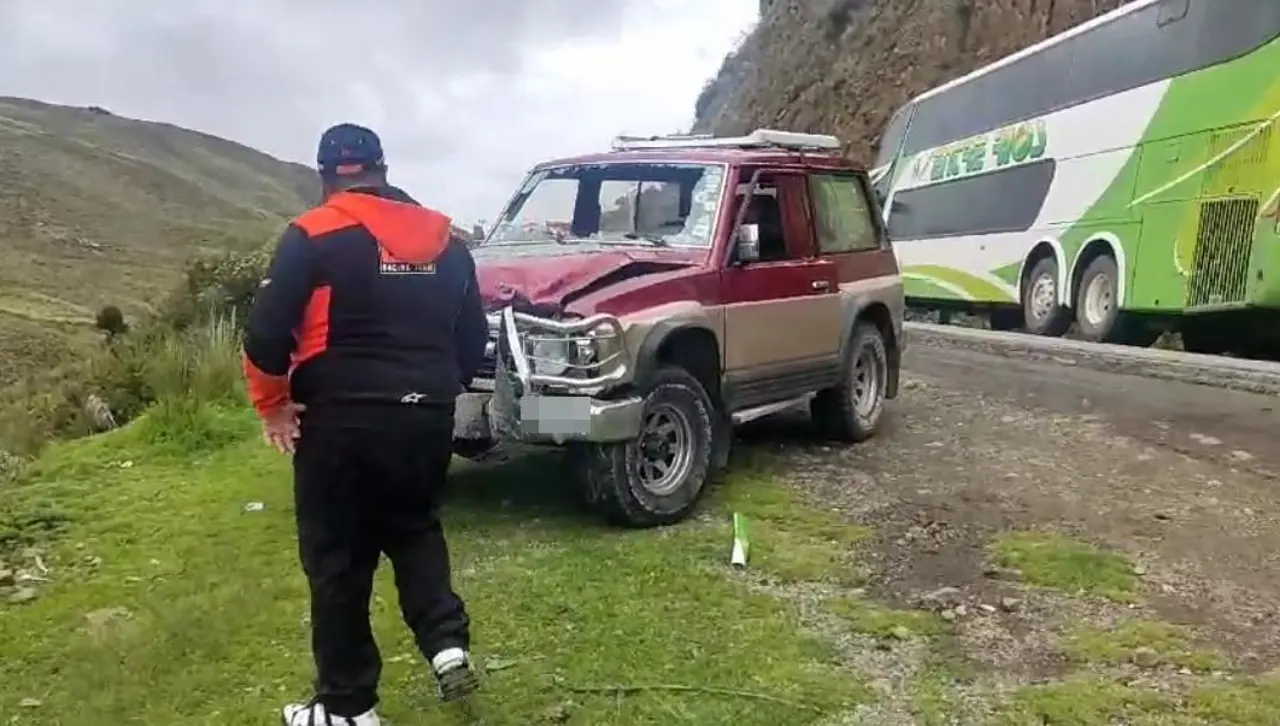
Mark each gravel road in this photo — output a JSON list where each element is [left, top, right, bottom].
[[742, 331, 1280, 686]]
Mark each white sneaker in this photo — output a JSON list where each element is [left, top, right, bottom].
[[281, 698, 381, 725], [431, 647, 480, 702]]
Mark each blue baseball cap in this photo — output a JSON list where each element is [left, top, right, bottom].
[[317, 123, 385, 176]]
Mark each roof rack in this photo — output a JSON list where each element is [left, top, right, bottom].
[[611, 128, 841, 152]]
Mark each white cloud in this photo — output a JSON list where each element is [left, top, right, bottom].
[[0, 0, 757, 224]]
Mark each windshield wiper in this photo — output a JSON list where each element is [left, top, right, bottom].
[[621, 232, 669, 246]]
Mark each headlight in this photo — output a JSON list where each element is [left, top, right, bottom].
[[525, 325, 617, 378], [528, 337, 572, 376]]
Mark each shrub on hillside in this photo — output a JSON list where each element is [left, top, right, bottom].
[[94, 305, 129, 339], [0, 448, 28, 487], [0, 373, 96, 457], [160, 246, 271, 332]]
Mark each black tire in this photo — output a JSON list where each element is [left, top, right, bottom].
[[1021, 256, 1071, 337], [577, 366, 714, 528], [811, 322, 889, 443], [1073, 255, 1119, 342]]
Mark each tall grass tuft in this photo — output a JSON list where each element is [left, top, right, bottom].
[[135, 313, 252, 454]]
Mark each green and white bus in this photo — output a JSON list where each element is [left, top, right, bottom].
[[872, 0, 1280, 356]]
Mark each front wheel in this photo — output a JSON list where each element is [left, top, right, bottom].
[[812, 322, 889, 442], [577, 366, 715, 528]]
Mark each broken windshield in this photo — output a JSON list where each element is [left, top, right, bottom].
[[484, 162, 726, 249]]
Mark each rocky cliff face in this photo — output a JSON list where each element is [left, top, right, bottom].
[[695, 0, 1131, 165]]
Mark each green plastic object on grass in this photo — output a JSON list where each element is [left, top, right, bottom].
[[731, 512, 749, 568]]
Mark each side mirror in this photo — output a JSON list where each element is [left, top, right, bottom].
[[735, 223, 760, 263]]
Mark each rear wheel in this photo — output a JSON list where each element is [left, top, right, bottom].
[[1022, 256, 1071, 337], [1074, 254, 1163, 346], [812, 322, 888, 442], [576, 366, 714, 528], [1074, 255, 1119, 342]]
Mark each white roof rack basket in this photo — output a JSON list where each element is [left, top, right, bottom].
[[611, 128, 841, 152]]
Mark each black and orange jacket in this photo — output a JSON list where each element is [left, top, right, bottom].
[[242, 185, 488, 417]]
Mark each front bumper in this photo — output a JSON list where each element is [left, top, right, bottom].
[[452, 389, 643, 444], [453, 306, 642, 446]]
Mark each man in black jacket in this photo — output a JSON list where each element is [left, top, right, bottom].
[[242, 123, 488, 726]]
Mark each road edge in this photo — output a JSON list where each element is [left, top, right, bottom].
[[905, 322, 1280, 396]]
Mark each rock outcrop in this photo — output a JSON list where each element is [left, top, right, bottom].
[[695, 0, 1130, 164]]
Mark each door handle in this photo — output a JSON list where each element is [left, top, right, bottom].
[[811, 279, 831, 291]]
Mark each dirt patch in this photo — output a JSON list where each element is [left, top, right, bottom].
[[739, 360, 1280, 680]]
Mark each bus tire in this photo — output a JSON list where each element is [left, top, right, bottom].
[[1074, 255, 1119, 342], [1021, 257, 1071, 337]]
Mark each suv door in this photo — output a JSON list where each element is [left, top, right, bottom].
[[721, 169, 845, 411], [806, 169, 904, 361]]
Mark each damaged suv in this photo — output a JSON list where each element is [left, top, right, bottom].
[[455, 129, 904, 527]]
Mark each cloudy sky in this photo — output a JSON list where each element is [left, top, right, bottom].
[[0, 0, 757, 222]]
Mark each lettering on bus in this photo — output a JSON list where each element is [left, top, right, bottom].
[[916, 120, 1049, 184]]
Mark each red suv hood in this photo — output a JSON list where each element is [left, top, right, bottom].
[[475, 248, 700, 310]]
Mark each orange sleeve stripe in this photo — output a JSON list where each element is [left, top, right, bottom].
[[292, 285, 332, 369], [243, 354, 290, 416], [294, 206, 359, 237]]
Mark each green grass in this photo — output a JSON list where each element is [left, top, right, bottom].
[[827, 598, 951, 640], [1062, 619, 1225, 673], [991, 531, 1140, 602], [717, 466, 872, 586], [993, 675, 1280, 725], [0, 409, 874, 725], [995, 677, 1175, 725]]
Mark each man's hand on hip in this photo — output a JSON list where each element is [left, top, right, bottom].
[[262, 401, 306, 454]]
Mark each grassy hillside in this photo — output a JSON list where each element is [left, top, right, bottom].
[[695, 0, 1129, 163], [0, 97, 317, 387]]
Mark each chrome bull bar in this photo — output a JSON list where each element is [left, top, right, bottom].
[[494, 306, 632, 393], [453, 306, 641, 450]]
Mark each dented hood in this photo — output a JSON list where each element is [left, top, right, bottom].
[[472, 244, 699, 311]]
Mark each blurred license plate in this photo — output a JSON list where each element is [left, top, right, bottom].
[[519, 395, 592, 436]]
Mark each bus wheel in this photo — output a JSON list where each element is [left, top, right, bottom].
[[1074, 255, 1119, 342], [1021, 257, 1071, 336]]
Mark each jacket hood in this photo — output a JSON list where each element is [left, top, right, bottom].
[[474, 246, 697, 311], [325, 190, 452, 264]]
